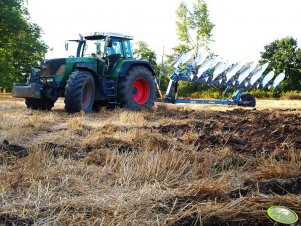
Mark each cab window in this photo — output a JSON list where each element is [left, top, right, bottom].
[[82, 39, 105, 58], [124, 40, 133, 59], [107, 38, 123, 55]]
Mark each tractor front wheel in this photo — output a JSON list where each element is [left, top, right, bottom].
[[239, 93, 256, 107], [64, 71, 95, 113], [118, 66, 156, 110], [25, 97, 55, 110]]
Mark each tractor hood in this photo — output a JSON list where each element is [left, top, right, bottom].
[[39, 57, 98, 83], [40, 58, 66, 77]]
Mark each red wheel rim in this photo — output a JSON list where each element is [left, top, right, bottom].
[[132, 78, 150, 104], [82, 83, 92, 108]]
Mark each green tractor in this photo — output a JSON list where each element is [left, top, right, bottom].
[[12, 32, 157, 112]]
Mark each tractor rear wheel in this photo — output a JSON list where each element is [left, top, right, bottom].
[[64, 71, 95, 113], [25, 97, 55, 110], [118, 66, 156, 110], [239, 93, 256, 107]]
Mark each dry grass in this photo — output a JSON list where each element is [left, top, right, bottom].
[[0, 95, 301, 225]]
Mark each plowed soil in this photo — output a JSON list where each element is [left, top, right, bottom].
[[0, 96, 300, 225]]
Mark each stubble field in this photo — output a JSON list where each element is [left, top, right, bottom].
[[0, 94, 300, 225]]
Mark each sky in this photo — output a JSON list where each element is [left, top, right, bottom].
[[27, 0, 301, 62]]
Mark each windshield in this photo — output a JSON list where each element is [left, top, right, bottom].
[[65, 41, 79, 57], [83, 39, 105, 57], [65, 37, 133, 58], [107, 38, 123, 55]]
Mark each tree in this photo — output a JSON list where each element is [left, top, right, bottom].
[[133, 40, 161, 79], [166, 0, 214, 63], [175, 0, 214, 54], [133, 41, 157, 68], [167, 0, 215, 96], [0, 0, 47, 91], [260, 37, 301, 92]]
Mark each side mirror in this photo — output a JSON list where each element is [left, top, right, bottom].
[[65, 42, 68, 51], [106, 37, 113, 48]]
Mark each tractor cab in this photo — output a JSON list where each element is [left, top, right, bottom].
[[65, 32, 134, 75]]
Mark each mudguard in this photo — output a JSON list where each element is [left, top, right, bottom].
[[119, 60, 156, 77]]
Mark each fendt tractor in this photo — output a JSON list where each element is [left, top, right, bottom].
[[13, 32, 157, 112]]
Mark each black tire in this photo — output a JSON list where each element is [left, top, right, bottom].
[[25, 97, 55, 110], [118, 66, 156, 110], [64, 71, 95, 113], [239, 93, 256, 107]]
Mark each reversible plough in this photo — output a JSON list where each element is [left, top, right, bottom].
[[164, 50, 285, 107]]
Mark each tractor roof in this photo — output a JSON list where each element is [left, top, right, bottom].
[[84, 32, 133, 40]]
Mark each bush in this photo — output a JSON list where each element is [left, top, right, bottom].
[[281, 91, 301, 100], [249, 90, 273, 99], [190, 91, 225, 99]]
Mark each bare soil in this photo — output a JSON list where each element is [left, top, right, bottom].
[[0, 95, 300, 225]]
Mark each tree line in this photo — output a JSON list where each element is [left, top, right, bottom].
[[0, 0, 47, 92], [0, 0, 300, 96]]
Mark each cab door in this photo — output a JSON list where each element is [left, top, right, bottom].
[[104, 38, 123, 75]]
